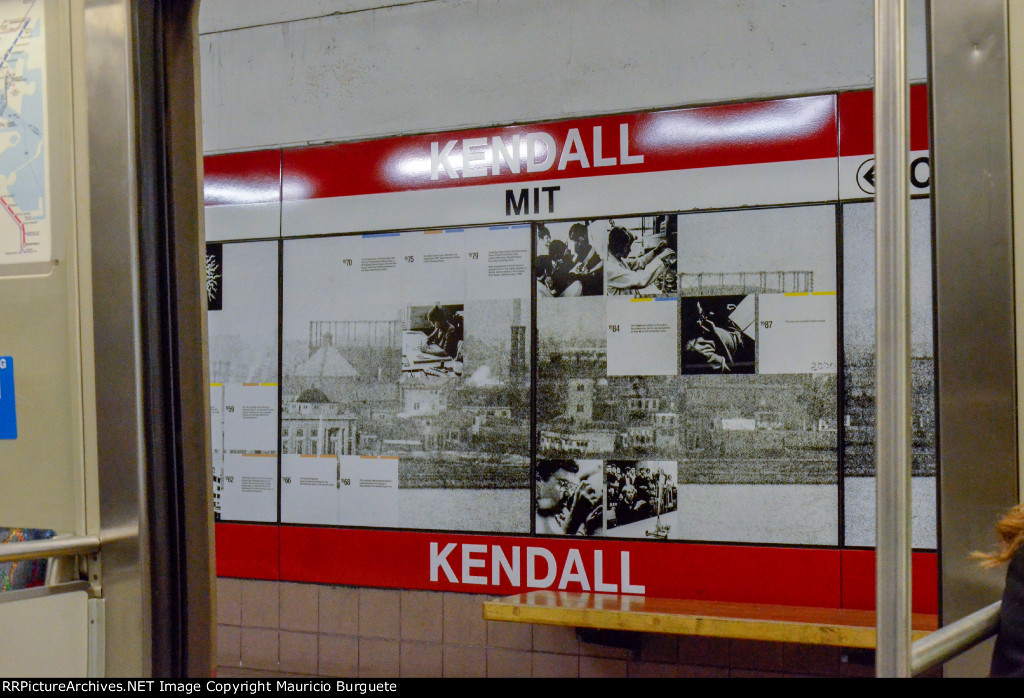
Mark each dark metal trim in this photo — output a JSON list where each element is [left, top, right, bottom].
[[131, 0, 213, 678]]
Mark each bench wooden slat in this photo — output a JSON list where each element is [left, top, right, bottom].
[[482, 592, 939, 649]]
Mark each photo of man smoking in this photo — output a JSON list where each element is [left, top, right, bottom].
[[680, 295, 756, 374]]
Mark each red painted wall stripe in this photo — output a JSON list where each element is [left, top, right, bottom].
[[204, 150, 281, 207], [202, 89, 932, 206], [216, 523, 280, 580], [838, 84, 930, 156], [840, 549, 938, 615], [272, 526, 839, 607], [216, 531, 939, 612], [279, 95, 837, 201]]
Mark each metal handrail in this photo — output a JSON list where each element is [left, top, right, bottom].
[[910, 601, 1002, 676], [0, 535, 100, 563]]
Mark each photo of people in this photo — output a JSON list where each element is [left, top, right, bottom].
[[605, 460, 677, 537], [603, 215, 677, 297], [402, 304, 464, 379], [680, 295, 756, 374], [535, 222, 604, 297], [534, 459, 603, 536]]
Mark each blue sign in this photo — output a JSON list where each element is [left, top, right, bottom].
[[0, 357, 16, 439]]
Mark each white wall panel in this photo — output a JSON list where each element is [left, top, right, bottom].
[[198, 0, 426, 34], [200, 0, 927, 153], [0, 591, 88, 676]]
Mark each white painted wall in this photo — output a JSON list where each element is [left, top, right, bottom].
[[198, 0, 927, 153], [198, 0, 426, 34]]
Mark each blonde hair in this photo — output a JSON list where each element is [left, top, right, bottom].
[[973, 504, 1024, 568]]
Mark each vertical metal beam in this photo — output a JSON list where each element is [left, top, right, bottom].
[[132, 0, 213, 676], [929, 0, 1018, 678], [874, 0, 913, 678], [1012, 0, 1024, 505], [162, 2, 216, 678], [80, 0, 151, 677]]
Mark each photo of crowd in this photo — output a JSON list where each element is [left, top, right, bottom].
[[605, 460, 677, 532]]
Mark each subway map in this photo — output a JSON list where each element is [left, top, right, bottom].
[[0, 0, 48, 266]]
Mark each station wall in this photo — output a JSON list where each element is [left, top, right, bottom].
[[199, 0, 936, 678]]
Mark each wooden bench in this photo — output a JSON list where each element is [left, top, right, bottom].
[[483, 592, 938, 648]]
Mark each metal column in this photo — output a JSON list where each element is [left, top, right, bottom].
[[929, 0, 1018, 678], [874, 0, 913, 678]]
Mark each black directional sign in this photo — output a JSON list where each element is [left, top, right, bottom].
[[856, 158, 875, 194], [853, 155, 930, 197]]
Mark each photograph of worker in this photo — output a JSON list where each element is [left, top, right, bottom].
[[680, 295, 756, 374], [601, 215, 677, 298], [402, 303, 464, 380], [283, 230, 531, 534], [534, 459, 604, 536], [535, 221, 605, 297], [605, 460, 678, 539]]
